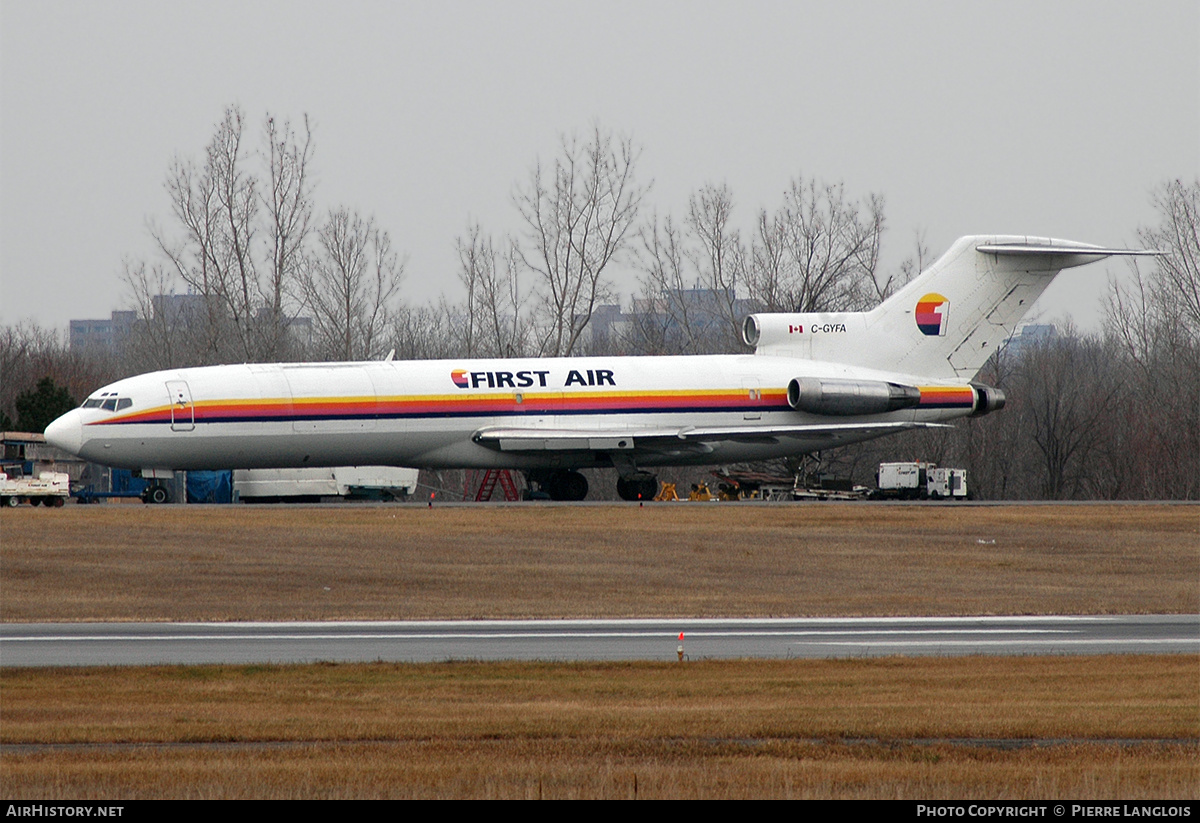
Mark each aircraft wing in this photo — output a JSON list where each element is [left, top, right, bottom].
[[472, 421, 950, 453]]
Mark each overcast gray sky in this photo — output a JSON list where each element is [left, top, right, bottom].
[[2, 0, 1197, 336]]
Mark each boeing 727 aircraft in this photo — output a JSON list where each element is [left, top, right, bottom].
[[44, 236, 1151, 501]]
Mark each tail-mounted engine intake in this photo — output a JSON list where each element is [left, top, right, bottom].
[[970, 383, 1006, 417], [742, 312, 864, 353], [742, 315, 765, 347], [787, 378, 921, 416]]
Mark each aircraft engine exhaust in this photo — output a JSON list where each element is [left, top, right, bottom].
[[969, 383, 1006, 416]]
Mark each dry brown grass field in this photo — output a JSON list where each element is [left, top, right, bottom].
[[1, 502, 1197, 798], [2, 656, 1197, 799], [1, 503, 1197, 620]]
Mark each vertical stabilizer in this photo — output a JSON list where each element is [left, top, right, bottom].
[[744, 235, 1154, 379]]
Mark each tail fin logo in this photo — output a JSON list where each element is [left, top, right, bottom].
[[915, 293, 950, 336]]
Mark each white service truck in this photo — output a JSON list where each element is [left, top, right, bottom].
[[873, 462, 968, 500], [925, 466, 969, 499], [1, 471, 70, 507]]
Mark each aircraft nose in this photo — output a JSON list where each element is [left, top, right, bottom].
[[44, 409, 83, 456]]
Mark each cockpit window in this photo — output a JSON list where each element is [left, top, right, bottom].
[[83, 393, 132, 412]]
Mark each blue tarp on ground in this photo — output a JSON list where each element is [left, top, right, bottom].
[[186, 470, 232, 504]]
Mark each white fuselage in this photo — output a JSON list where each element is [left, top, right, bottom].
[[46, 354, 977, 473]]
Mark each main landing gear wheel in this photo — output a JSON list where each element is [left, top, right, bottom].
[[546, 470, 588, 501], [144, 484, 171, 504], [616, 472, 659, 501]]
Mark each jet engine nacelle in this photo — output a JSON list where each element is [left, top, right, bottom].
[[787, 377, 921, 416], [970, 383, 1006, 417], [742, 312, 865, 353]]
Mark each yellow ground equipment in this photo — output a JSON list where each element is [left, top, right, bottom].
[[653, 482, 679, 501]]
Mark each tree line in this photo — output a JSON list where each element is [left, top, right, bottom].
[[2, 106, 1195, 499], [110, 108, 906, 367]]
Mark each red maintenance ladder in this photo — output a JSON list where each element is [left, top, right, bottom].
[[472, 469, 520, 501]]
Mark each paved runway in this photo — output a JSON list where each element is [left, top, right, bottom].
[[1, 615, 1196, 666]]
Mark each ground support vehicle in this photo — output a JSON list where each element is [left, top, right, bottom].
[[926, 467, 969, 499], [871, 461, 968, 500], [233, 467, 419, 503], [1, 471, 70, 507], [73, 468, 155, 504], [792, 484, 869, 501]]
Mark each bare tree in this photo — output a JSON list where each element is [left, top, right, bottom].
[[121, 259, 193, 371], [0, 322, 116, 429], [390, 300, 459, 361], [747, 176, 886, 312], [261, 113, 315, 354], [1017, 331, 1123, 499], [1104, 178, 1200, 499], [455, 223, 528, 358], [153, 106, 257, 360], [682, 183, 747, 350], [1142, 179, 1200, 334], [130, 105, 316, 364], [887, 227, 932, 301], [632, 213, 692, 354], [302, 208, 405, 361], [633, 184, 747, 354], [514, 126, 646, 356]]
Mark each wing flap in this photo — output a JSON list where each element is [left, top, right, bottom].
[[474, 428, 670, 452], [473, 421, 949, 452]]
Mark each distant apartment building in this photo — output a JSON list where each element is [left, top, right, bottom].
[[69, 311, 137, 353], [71, 295, 313, 355], [582, 287, 757, 354], [149, 292, 210, 326], [582, 302, 631, 353]]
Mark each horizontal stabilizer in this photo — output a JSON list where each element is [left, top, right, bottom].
[[975, 240, 1161, 271], [976, 242, 1160, 258]]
